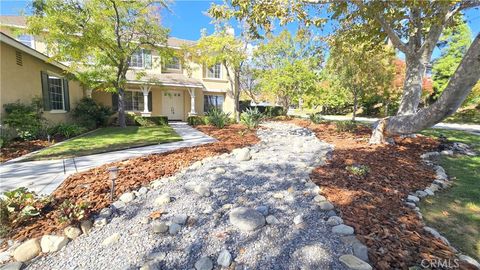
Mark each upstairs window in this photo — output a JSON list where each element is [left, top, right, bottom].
[[129, 49, 152, 69], [17, 34, 34, 48], [206, 63, 221, 79], [165, 56, 181, 70]]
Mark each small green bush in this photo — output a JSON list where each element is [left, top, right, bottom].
[[58, 200, 89, 223], [241, 107, 264, 129], [0, 187, 52, 237], [3, 99, 45, 140], [187, 115, 206, 126], [264, 106, 285, 117], [205, 108, 230, 128], [53, 123, 87, 139], [71, 97, 114, 130], [346, 164, 370, 177], [335, 120, 358, 132], [126, 113, 168, 126], [309, 113, 329, 124]]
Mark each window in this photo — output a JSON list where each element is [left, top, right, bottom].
[[48, 76, 65, 110], [17, 34, 34, 48], [129, 49, 152, 69], [124, 91, 144, 111], [206, 63, 221, 79], [204, 95, 224, 112], [166, 56, 181, 70], [41, 72, 69, 112]]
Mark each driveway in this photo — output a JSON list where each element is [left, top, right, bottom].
[[0, 123, 216, 195]]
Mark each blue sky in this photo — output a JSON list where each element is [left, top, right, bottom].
[[1, 1, 479, 42]]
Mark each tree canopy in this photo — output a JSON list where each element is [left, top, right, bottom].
[[28, 0, 170, 127]]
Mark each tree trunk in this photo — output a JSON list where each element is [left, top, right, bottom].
[[117, 87, 126, 128], [234, 71, 241, 122], [370, 33, 480, 143], [352, 92, 358, 121], [397, 55, 426, 115]]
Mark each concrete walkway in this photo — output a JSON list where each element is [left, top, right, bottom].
[[0, 123, 216, 195]]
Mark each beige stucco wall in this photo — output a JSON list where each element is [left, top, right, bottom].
[[0, 41, 84, 124]]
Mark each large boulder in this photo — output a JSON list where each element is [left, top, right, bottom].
[[12, 239, 41, 262], [229, 207, 265, 231]]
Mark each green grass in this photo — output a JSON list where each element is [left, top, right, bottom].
[[444, 108, 480, 125], [420, 129, 480, 260], [28, 126, 182, 160]]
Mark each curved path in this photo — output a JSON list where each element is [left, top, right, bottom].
[[0, 123, 216, 195], [26, 122, 355, 270]]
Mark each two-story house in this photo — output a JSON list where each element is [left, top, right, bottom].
[[0, 15, 234, 122]]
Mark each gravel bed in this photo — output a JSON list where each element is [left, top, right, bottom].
[[26, 122, 351, 270]]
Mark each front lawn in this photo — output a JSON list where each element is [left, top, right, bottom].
[[420, 129, 480, 260], [28, 126, 182, 160]]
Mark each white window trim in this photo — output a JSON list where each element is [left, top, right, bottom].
[[165, 57, 181, 70], [124, 89, 144, 112], [46, 72, 66, 112], [205, 63, 222, 79], [17, 34, 35, 49]]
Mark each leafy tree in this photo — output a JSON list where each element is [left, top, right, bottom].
[[432, 18, 472, 99], [253, 30, 321, 112], [189, 30, 247, 122], [209, 1, 480, 143], [327, 34, 395, 121], [28, 0, 169, 127]]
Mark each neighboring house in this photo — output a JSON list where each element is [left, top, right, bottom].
[[0, 32, 84, 123], [0, 16, 234, 121]]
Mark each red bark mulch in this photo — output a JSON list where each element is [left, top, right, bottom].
[[0, 140, 51, 163], [6, 124, 259, 242], [286, 119, 465, 269]]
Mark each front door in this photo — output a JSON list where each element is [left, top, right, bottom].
[[161, 90, 184, 120]]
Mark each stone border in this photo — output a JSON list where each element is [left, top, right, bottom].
[[404, 151, 480, 269]]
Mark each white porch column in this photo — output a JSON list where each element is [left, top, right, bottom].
[[86, 89, 93, 98], [187, 88, 197, 116], [140, 85, 152, 116]]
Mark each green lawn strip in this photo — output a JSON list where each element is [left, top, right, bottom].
[[28, 126, 182, 160], [420, 129, 480, 260]]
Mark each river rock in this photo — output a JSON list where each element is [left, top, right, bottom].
[[40, 235, 69, 253], [229, 207, 265, 231], [12, 239, 41, 262], [339, 255, 372, 270]]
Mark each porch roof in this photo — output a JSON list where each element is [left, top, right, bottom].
[[126, 71, 204, 88]]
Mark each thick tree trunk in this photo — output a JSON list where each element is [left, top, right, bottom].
[[117, 87, 126, 128], [397, 55, 426, 115], [370, 33, 480, 144]]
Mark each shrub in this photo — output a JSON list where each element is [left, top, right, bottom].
[[71, 97, 113, 130], [3, 99, 45, 140], [335, 120, 358, 132], [309, 113, 329, 124], [126, 113, 168, 126], [53, 123, 87, 138], [0, 187, 52, 237], [0, 126, 17, 147], [57, 200, 89, 223], [205, 108, 230, 128], [264, 106, 285, 117], [241, 107, 264, 129], [346, 164, 370, 177], [187, 116, 206, 126]]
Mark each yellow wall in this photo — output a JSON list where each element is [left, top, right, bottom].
[[0, 41, 84, 123]]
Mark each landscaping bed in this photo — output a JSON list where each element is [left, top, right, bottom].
[[3, 124, 258, 243], [284, 119, 465, 269], [1, 139, 52, 163]]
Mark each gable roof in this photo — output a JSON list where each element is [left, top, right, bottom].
[[0, 15, 197, 48], [0, 31, 68, 70]]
